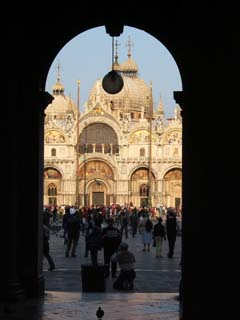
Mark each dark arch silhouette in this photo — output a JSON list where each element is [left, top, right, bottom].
[[6, 7, 237, 320]]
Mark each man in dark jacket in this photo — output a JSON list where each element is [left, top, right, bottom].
[[101, 218, 122, 277], [65, 207, 81, 257], [166, 211, 177, 258], [153, 217, 166, 258], [86, 225, 103, 267]]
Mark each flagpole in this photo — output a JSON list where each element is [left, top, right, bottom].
[[148, 81, 153, 208]]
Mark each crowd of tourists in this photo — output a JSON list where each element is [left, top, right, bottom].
[[42, 203, 181, 290]]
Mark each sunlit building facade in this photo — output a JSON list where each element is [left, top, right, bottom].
[[43, 50, 182, 208]]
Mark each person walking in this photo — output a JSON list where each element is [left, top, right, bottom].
[[62, 206, 71, 245], [153, 217, 166, 258], [65, 207, 81, 257], [166, 210, 178, 258], [43, 222, 55, 271], [119, 207, 129, 239], [142, 215, 153, 252], [130, 207, 139, 238]]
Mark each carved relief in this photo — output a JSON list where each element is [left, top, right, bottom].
[[120, 112, 130, 133], [129, 130, 157, 144], [45, 112, 76, 134], [155, 116, 164, 134], [164, 131, 182, 144]]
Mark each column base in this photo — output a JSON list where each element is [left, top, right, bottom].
[[1, 279, 25, 314], [23, 274, 45, 298]]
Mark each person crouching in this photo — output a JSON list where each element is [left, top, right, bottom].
[[111, 242, 136, 290]]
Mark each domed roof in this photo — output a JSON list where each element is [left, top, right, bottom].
[[46, 78, 78, 113], [52, 81, 64, 94], [120, 56, 138, 75], [46, 91, 78, 114], [88, 75, 151, 114]]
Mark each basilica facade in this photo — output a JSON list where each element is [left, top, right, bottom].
[[43, 50, 182, 208]]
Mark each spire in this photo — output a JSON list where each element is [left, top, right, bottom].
[[149, 81, 154, 117], [113, 39, 121, 71], [120, 36, 138, 76], [67, 93, 73, 111], [157, 95, 164, 115], [126, 36, 134, 59], [56, 61, 61, 83], [77, 80, 81, 110], [52, 61, 64, 95]]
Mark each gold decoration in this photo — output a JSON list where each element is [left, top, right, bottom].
[[165, 169, 182, 180], [129, 129, 157, 144], [45, 130, 65, 143], [78, 160, 113, 179], [92, 106, 104, 116]]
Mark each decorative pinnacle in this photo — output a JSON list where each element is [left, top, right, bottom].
[[114, 39, 120, 62], [126, 36, 134, 59], [56, 60, 62, 83]]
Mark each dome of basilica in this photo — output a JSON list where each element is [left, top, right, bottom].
[[46, 81, 78, 114], [120, 56, 138, 74], [88, 57, 151, 115]]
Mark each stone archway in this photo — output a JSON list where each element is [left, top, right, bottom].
[[130, 168, 155, 207], [89, 180, 107, 206], [43, 167, 62, 205], [163, 169, 182, 208], [78, 160, 114, 206], [7, 13, 219, 318]]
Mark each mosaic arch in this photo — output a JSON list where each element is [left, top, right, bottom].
[[164, 168, 182, 180], [45, 130, 65, 144], [129, 129, 157, 144], [44, 168, 62, 179], [163, 130, 182, 144], [131, 168, 155, 180], [78, 160, 114, 179]]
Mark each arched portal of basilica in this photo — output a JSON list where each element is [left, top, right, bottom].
[[130, 168, 155, 207], [44, 167, 62, 205], [78, 160, 114, 206], [163, 169, 182, 209]]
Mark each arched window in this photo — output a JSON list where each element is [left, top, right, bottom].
[[79, 123, 118, 154], [51, 148, 56, 156], [140, 148, 145, 157], [140, 184, 149, 197], [48, 183, 57, 196]]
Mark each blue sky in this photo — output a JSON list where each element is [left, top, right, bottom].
[[46, 26, 182, 119]]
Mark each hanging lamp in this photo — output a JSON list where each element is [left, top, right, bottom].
[[102, 36, 124, 94]]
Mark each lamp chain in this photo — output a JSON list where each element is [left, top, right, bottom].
[[112, 36, 114, 70]]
